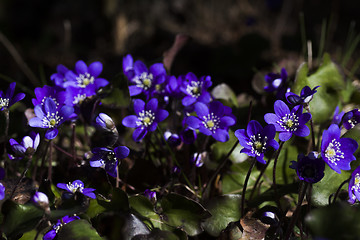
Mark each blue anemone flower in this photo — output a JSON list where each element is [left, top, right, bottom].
[[343, 109, 360, 130], [0, 82, 25, 111], [285, 86, 320, 106], [89, 146, 130, 177], [180, 72, 212, 106], [32, 85, 66, 111], [123, 55, 167, 99], [65, 60, 108, 91], [321, 124, 358, 174], [43, 215, 80, 240], [235, 120, 279, 164], [290, 152, 325, 183], [186, 101, 235, 142], [122, 98, 169, 142], [264, 100, 311, 142], [8, 132, 40, 160], [331, 106, 345, 126], [348, 165, 360, 204], [29, 98, 74, 140], [57, 180, 96, 199], [50, 64, 70, 89]]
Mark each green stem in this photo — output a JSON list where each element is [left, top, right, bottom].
[[157, 126, 194, 191], [284, 182, 308, 240], [202, 140, 239, 199], [273, 141, 285, 210], [241, 158, 257, 217], [331, 177, 350, 204], [47, 141, 53, 183]]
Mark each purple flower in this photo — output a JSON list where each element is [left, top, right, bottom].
[[65, 60, 109, 91], [331, 106, 345, 126], [186, 101, 235, 142], [264, 100, 311, 142], [144, 189, 157, 202], [32, 192, 49, 206], [122, 98, 169, 142], [43, 215, 80, 240], [123, 55, 167, 99], [0, 183, 5, 200], [264, 68, 287, 93], [285, 86, 320, 106], [50, 64, 70, 89], [348, 165, 360, 204], [342, 109, 360, 130], [235, 120, 279, 164], [191, 152, 205, 167], [95, 113, 116, 132], [64, 86, 94, 111], [32, 192, 50, 213], [122, 54, 135, 80], [321, 124, 358, 174], [0, 82, 25, 111], [29, 98, 74, 140], [57, 180, 96, 199], [180, 127, 197, 144], [164, 131, 181, 147], [32, 85, 66, 110], [89, 146, 130, 177], [290, 152, 325, 183], [8, 132, 40, 160], [180, 72, 212, 106]]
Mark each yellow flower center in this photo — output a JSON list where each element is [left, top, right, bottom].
[[206, 120, 215, 128], [286, 119, 294, 128], [254, 141, 263, 150], [355, 175, 360, 186], [143, 78, 151, 87], [326, 148, 336, 158], [83, 78, 90, 86], [49, 119, 57, 126], [192, 87, 199, 94], [155, 84, 161, 91], [143, 117, 151, 124]]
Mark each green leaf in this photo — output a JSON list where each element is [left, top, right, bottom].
[[211, 83, 239, 107], [132, 228, 182, 240], [129, 195, 162, 229], [1, 201, 44, 238], [101, 74, 130, 108], [160, 193, 211, 236], [221, 161, 263, 195], [86, 199, 107, 219], [293, 53, 344, 124], [305, 203, 360, 239], [57, 219, 103, 240], [201, 194, 242, 237], [98, 188, 129, 212], [19, 230, 43, 240], [311, 165, 351, 206]]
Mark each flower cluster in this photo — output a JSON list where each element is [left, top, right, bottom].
[[122, 54, 236, 143]]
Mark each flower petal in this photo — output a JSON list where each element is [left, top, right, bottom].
[[45, 128, 59, 140], [274, 100, 290, 117], [75, 60, 88, 74], [114, 146, 130, 159], [88, 62, 103, 77], [122, 115, 138, 128]]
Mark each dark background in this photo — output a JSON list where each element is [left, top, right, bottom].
[[0, 0, 360, 97]]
